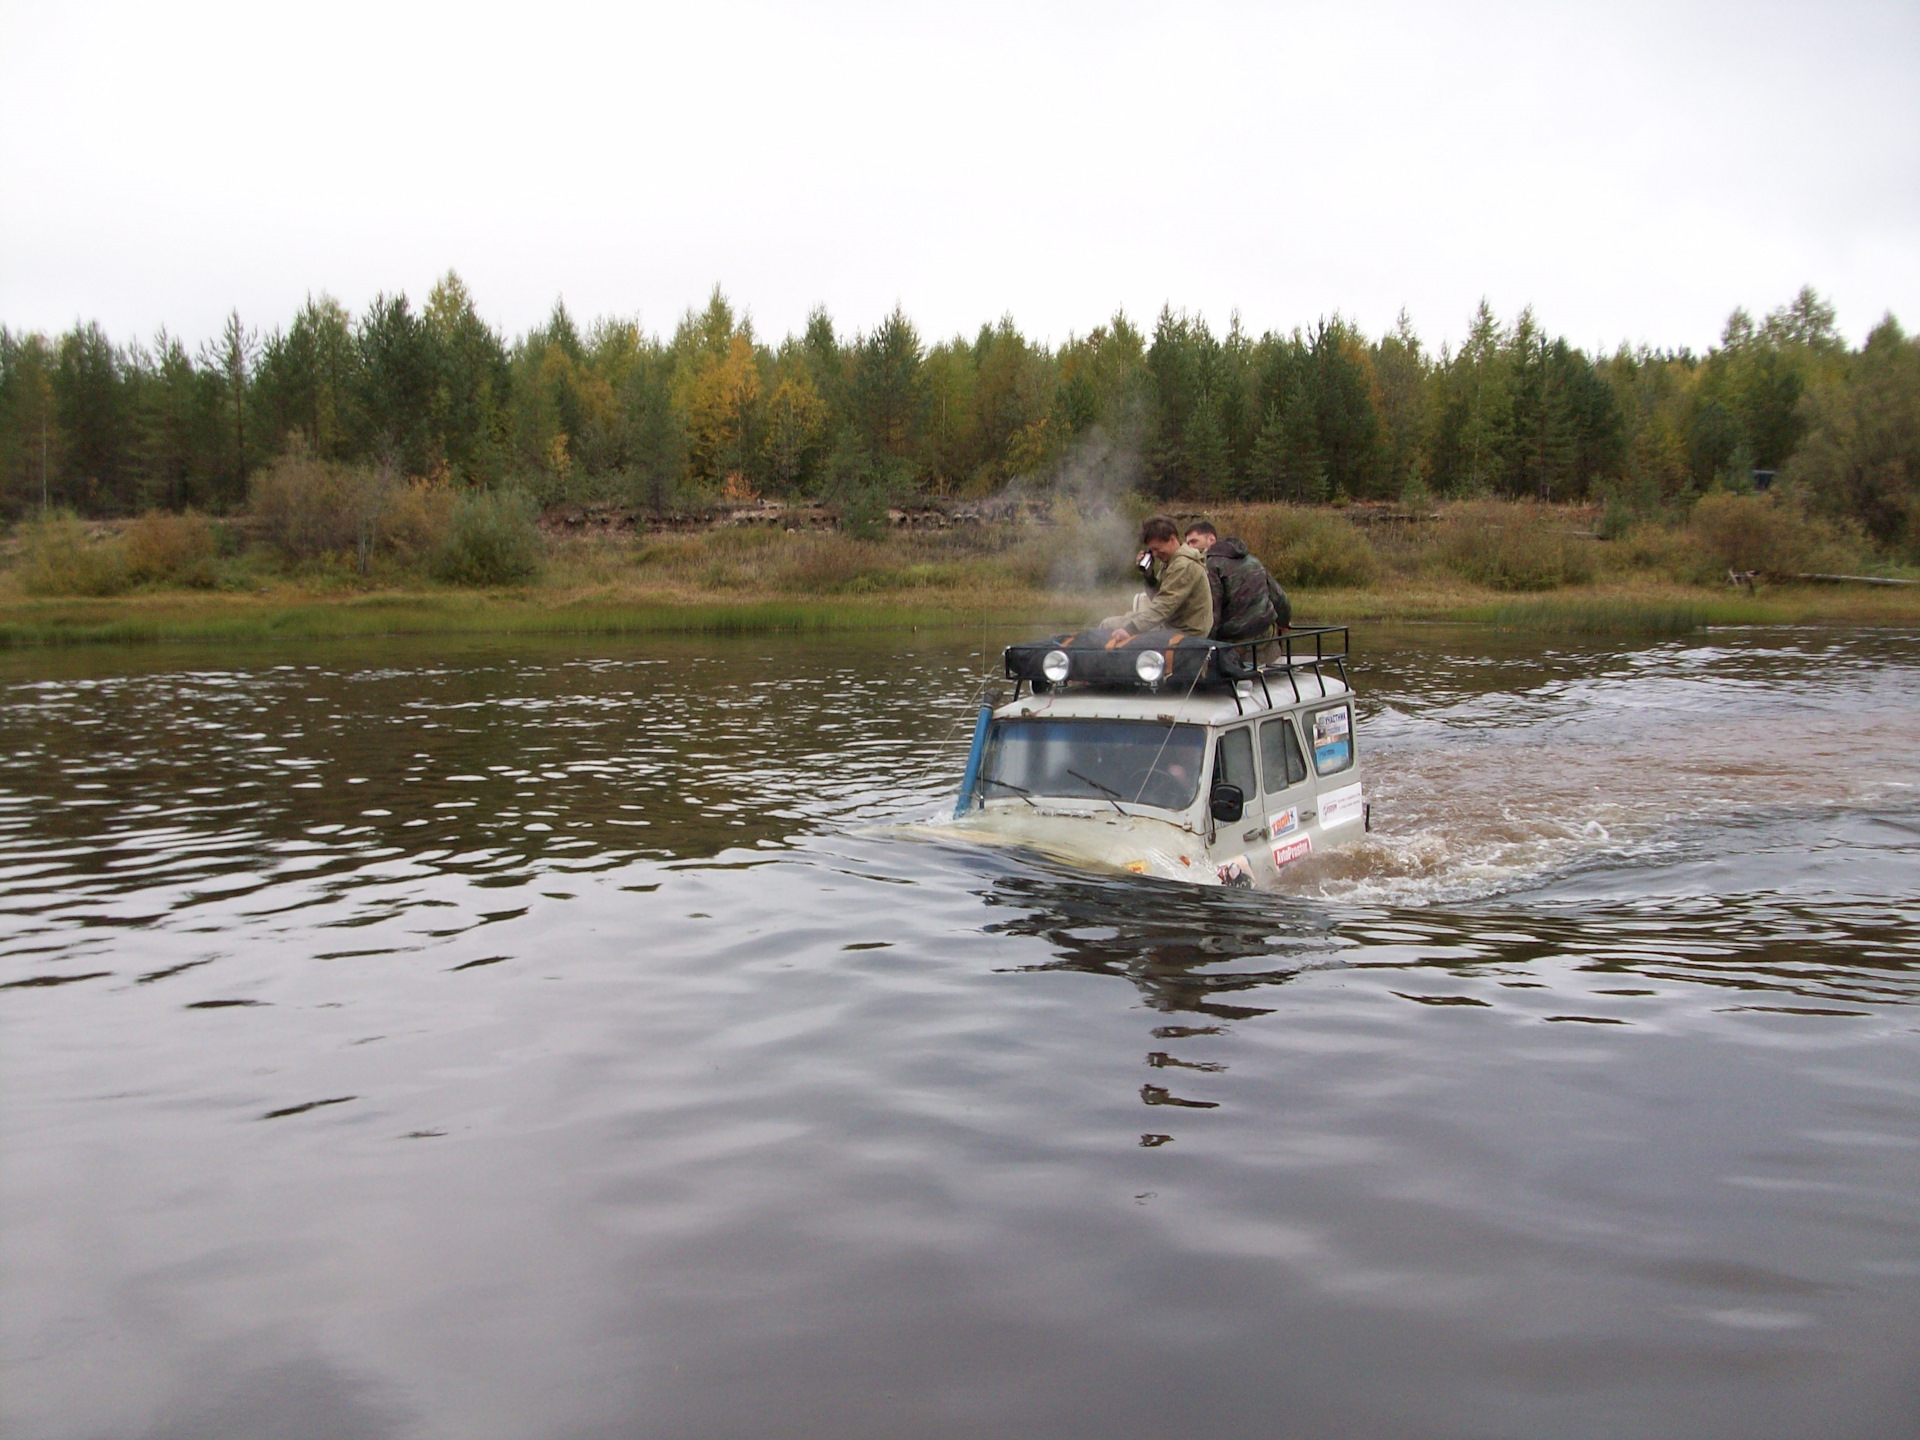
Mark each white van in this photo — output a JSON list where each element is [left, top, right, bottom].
[[950, 628, 1365, 886]]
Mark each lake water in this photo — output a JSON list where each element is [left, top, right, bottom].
[[2, 625, 1916, 1440]]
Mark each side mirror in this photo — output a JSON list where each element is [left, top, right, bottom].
[[1209, 784, 1244, 824]]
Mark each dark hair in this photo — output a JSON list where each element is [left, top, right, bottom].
[[1140, 515, 1178, 544], [1184, 520, 1217, 539]]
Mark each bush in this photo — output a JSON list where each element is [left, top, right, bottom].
[[1685, 493, 1833, 577], [1433, 501, 1595, 590], [123, 510, 216, 587], [14, 511, 130, 596], [250, 452, 394, 565], [382, 478, 457, 562], [1224, 507, 1379, 588], [836, 483, 892, 541], [432, 491, 543, 586]]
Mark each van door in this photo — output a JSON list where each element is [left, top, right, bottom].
[[1258, 711, 1316, 875], [1303, 700, 1364, 836], [1206, 725, 1264, 886]]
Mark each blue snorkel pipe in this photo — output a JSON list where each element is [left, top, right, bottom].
[[954, 696, 995, 818]]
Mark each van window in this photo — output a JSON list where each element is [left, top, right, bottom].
[[1308, 704, 1354, 775], [983, 719, 1207, 810], [1214, 727, 1256, 797], [1260, 716, 1309, 794]]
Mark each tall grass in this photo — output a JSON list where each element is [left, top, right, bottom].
[[0, 593, 1063, 648], [1205, 506, 1380, 588], [1429, 501, 1596, 590]]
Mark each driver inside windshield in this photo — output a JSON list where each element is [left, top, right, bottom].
[[982, 719, 1207, 811]]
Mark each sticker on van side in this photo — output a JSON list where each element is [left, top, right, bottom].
[[1216, 854, 1255, 888], [1272, 834, 1312, 868], [1311, 706, 1353, 773], [1320, 782, 1364, 829], [1269, 806, 1298, 837]]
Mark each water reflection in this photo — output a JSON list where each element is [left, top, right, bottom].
[[983, 871, 1335, 1013], [0, 636, 986, 983], [2, 626, 1917, 1440]]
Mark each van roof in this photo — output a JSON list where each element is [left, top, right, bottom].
[[995, 674, 1351, 727]]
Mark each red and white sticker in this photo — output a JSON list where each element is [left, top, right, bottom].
[[1269, 805, 1298, 837], [1319, 782, 1364, 829], [1272, 834, 1312, 868]]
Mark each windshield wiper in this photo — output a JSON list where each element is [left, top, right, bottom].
[[980, 776, 1037, 807], [1066, 769, 1129, 816]]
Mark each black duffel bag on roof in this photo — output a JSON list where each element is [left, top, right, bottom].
[[1003, 629, 1257, 692]]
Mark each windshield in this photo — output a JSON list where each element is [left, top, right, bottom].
[[980, 719, 1207, 811]]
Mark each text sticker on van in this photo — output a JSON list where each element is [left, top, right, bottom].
[[1272, 834, 1312, 868], [1312, 706, 1352, 772], [1320, 782, 1363, 829]]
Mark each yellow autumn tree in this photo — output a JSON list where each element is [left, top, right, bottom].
[[762, 367, 826, 491], [679, 334, 761, 486]]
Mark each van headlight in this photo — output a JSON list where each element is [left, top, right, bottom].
[[1134, 650, 1165, 684], [1042, 649, 1071, 683]]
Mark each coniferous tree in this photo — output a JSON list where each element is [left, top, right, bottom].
[[849, 306, 925, 472]]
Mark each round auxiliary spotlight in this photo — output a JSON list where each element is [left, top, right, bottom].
[[1133, 650, 1166, 684], [1041, 649, 1072, 684]]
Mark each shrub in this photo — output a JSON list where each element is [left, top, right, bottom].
[[1223, 507, 1378, 588], [1433, 501, 1595, 590], [382, 478, 457, 562], [837, 483, 891, 541], [432, 491, 543, 586], [1604, 521, 1696, 579], [123, 510, 216, 587], [250, 452, 394, 566], [1685, 493, 1828, 577], [15, 511, 130, 596]]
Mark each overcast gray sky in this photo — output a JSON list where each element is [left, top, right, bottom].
[[3, 0, 1915, 354]]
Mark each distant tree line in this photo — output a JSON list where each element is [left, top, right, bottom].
[[3, 277, 1916, 550]]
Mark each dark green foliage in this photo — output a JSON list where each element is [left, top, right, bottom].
[[1307, 320, 1383, 499], [354, 294, 435, 471], [0, 281, 1906, 565], [626, 352, 688, 515], [255, 296, 358, 461], [1784, 316, 1920, 551], [432, 490, 542, 586], [849, 307, 926, 462], [54, 323, 134, 512]]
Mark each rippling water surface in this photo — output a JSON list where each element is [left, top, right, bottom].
[[3, 626, 1917, 1439]]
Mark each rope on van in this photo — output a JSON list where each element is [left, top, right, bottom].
[[1130, 649, 1211, 808]]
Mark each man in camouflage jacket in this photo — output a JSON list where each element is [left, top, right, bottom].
[[1184, 520, 1290, 644]]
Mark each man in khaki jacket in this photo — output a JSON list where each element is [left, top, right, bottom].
[[1100, 515, 1214, 638]]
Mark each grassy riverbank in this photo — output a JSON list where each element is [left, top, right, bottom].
[[3, 575, 1916, 650], [0, 590, 1060, 648], [3, 497, 1917, 648]]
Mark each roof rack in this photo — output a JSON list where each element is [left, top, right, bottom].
[[1235, 626, 1350, 712], [1004, 626, 1349, 713]]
